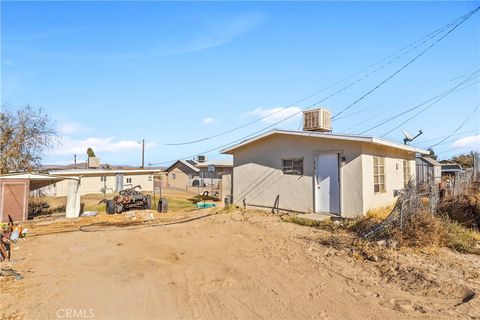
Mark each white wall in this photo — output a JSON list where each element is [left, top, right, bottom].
[[361, 145, 416, 213], [54, 173, 154, 196], [232, 134, 364, 216], [231, 133, 417, 218]]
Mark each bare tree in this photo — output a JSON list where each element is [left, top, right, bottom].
[[0, 105, 57, 174], [452, 152, 474, 168]]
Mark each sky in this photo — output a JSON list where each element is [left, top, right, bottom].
[[1, 1, 479, 166]]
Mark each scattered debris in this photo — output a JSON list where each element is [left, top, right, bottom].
[[196, 202, 216, 209], [0, 268, 23, 280], [80, 211, 98, 217]]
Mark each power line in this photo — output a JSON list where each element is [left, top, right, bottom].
[[164, 8, 472, 146], [334, 68, 478, 122], [355, 72, 480, 135], [419, 133, 478, 149], [414, 128, 479, 144], [217, 5, 480, 143], [341, 75, 479, 133], [331, 6, 480, 120], [150, 6, 479, 165], [429, 103, 480, 148], [380, 70, 480, 137]]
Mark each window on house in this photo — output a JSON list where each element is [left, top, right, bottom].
[[403, 160, 411, 186], [100, 176, 106, 182], [373, 156, 385, 193], [148, 175, 152, 181], [171, 173, 176, 180], [282, 158, 303, 175], [126, 178, 132, 183]]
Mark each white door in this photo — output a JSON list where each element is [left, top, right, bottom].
[[315, 153, 340, 214]]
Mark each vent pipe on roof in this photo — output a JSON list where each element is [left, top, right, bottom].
[[302, 108, 332, 132]]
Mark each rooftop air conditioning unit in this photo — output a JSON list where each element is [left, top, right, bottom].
[[197, 155, 207, 163], [302, 108, 332, 132]]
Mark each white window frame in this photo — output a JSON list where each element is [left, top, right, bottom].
[[373, 156, 386, 194], [403, 160, 411, 187], [126, 177, 132, 184]]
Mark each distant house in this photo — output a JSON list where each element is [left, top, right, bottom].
[[46, 168, 163, 196], [165, 160, 200, 189], [221, 129, 428, 218], [164, 159, 233, 189], [416, 156, 442, 185]]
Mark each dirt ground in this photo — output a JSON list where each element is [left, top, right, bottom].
[[1, 208, 480, 320]]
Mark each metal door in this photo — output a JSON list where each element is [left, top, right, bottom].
[[315, 153, 340, 214]]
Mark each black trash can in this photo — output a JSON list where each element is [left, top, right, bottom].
[[157, 198, 168, 213], [224, 195, 233, 206]]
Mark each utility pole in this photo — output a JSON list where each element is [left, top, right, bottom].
[[139, 139, 145, 168], [74, 154, 77, 168]]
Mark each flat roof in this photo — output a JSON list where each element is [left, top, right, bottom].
[[49, 168, 164, 176], [196, 159, 233, 168], [0, 173, 79, 190], [221, 129, 429, 155]]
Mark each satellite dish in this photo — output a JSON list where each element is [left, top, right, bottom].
[[402, 129, 423, 145], [402, 130, 415, 141]]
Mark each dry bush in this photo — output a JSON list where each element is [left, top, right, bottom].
[[366, 204, 394, 220], [28, 198, 52, 218], [437, 183, 480, 230], [442, 219, 480, 255], [388, 211, 446, 248]]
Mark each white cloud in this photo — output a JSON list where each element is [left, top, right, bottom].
[[452, 134, 480, 151], [52, 136, 156, 155], [32, 12, 264, 61], [183, 12, 264, 54], [245, 107, 302, 123], [58, 121, 90, 135], [203, 117, 215, 125]]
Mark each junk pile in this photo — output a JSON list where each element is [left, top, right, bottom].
[[0, 216, 28, 262], [102, 185, 152, 214]]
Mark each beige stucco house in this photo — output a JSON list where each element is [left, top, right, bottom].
[[165, 160, 200, 189], [222, 129, 428, 218], [45, 168, 163, 196]]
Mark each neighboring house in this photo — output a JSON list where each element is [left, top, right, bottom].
[[416, 156, 442, 185], [45, 169, 163, 196], [221, 129, 428, 218], [165, 160, 199, 189], [196, 159, 233, 186]]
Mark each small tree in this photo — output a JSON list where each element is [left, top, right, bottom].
[[87, 147, 96, 158], [428, 148, 438, 160], [0, 105, 57, 174]]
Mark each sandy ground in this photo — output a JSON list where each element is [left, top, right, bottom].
[[1, 209, 480, 320]]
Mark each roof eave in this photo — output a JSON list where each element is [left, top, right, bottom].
[[221, 129, 430, 155]]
